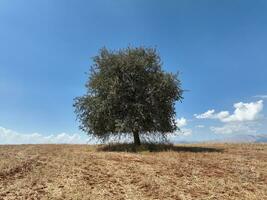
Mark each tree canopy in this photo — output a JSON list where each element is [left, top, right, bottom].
[[74, 47, 183, 145]]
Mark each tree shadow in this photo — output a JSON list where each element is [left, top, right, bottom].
[[97, 143, 223, 153]]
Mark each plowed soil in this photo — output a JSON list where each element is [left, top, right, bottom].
[[0, 143, 266, 200]]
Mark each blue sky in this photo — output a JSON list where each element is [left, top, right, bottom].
[[0, 0, 267, 144]]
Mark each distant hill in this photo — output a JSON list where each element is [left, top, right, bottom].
[[173, 134, 267, 144], [214, 134, 267, 143]]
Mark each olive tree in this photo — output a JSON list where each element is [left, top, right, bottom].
[[74, 47, 183, 145]]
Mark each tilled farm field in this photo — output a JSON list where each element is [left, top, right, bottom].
[[0, 143, 266, 200]]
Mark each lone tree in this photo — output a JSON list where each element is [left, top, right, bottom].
[[74, 47, 183, 145]]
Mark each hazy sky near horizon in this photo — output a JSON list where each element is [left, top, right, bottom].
[[0, 0, 267, 144]]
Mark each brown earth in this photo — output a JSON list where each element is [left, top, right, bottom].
[[0, 143, 266, 200]]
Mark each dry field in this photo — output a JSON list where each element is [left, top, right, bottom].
[[0, 143, 266, 200]]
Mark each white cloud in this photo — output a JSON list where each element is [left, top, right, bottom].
[[0, 126, 88, 144], [195, 110, 230, 121], [176, 117, 187, 127], [216, 111, 230, 120], [194, 100, 263, 123], [222, 100, 263, 122], [174, 117, 192, 136], [254, 95, 267, 99], [195, 100, 265, 135], [194, 110, 215, 119]]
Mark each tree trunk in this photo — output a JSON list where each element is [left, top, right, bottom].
[[133, 130, 141, 146]]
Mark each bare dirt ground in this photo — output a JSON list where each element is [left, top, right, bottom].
[[0, 143, 266, 200]]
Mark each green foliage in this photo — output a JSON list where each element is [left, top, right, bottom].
[[74, 46, 183, 143]]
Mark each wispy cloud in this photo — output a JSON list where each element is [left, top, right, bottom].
[[210, 122, 258, 134], [196, 125, 205, 128], [179, 128, 192, 136], [0, 126, 88, 144], [254, 95, 267, 99]]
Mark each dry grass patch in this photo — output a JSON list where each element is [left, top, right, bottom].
[[0, 143, 266, 200]]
